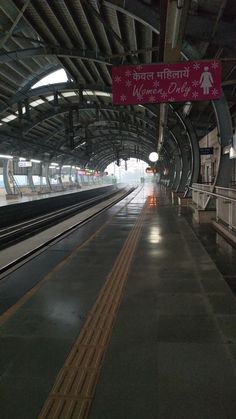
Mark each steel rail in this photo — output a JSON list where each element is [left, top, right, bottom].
[[0, 187, 136, 277], [0, 190, 120, 239], [189, 186, 236, 203]]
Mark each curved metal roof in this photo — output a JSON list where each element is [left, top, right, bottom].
[[0, 0, 236, 169]]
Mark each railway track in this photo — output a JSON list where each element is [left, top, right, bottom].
[[0, 186, 135, 276]]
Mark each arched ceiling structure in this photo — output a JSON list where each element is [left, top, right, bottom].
[[1, 0, 236, 171]]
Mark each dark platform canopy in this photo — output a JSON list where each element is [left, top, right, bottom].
[[0, 0, 236, 173]]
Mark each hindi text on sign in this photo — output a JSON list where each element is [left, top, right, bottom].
[[112, 60, 221, 105]]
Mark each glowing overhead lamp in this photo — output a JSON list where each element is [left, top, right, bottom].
[[149, 152, 159, 162], [0, 154, 13, 159], [31, 159, 41, 163]]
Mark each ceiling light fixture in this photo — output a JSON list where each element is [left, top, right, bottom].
[[0, 154, 13, 159], [31, 159, 41, 163], [149, 152, 159, 162]]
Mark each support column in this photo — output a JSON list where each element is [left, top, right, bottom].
[[172, 108, 200, 195], [202, 95, 233, 210], [3, 159, 13, 195], [168, 131, 183, 191], [168, 161, 176, 188], [157, 0, 190, 155], [212, 96, 233, 187], [75, 169, 79, 184], [184, 117, 200, 192], [174, 132, 190, 194], [27, 166, 35, 192], [44, 163, 52, 190], [58, 166, 64, 189], [69, 166, 73, 185], [172, 155, 182, 191]]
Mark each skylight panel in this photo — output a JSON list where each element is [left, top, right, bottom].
[[95, 91, 111, 97], [45, 95, 54, 101], [62, 91, 77, 97], [31, 69, 69, 89], [1, 114, 18, 122], [30, 99, 45, 107]]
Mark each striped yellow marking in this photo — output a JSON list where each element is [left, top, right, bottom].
[[38, 201, 147, 419]]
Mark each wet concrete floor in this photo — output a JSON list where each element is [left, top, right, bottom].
[[180, 206, 236, 294], [0, 185, 236, 419]]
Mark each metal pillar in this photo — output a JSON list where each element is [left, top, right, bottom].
[[168, 161, 176, 188], [69, 166, 73, 185], [75, 169, 79, 184], [212, 95, 233, 186], [168, 131, 183, 191], [2, 159, 12, 194], [184, 117, 200, 188], [157, 0, 190, 155], [176, 151, 189, 193], [44, 163, 52, 190], [58, 166, 64, 189], [27, 166, 35, 191], [172, 129, 191, 194], [171, 108, 200, 195], [202, 95, 233, 209], [172, 155, 182, 190]]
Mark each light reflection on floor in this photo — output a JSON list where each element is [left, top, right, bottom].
[[148, 195, 157, 208], [180, 206, 236, 294], [148, 225, 162, 244]]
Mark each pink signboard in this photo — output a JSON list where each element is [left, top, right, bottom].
[[112, 60, 221, 105]]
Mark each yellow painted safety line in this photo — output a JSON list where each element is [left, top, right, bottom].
[[38, 200, 148, 419], [0, 189, 141, 326]]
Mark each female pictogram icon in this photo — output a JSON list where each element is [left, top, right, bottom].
[[199, 66, 213, 94]]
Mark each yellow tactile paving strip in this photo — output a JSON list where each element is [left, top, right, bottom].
[[38, 199, 148, 419]]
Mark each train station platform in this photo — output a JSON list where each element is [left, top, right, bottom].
[[0, 184, 112, 208], [0, 185, 236, 419]]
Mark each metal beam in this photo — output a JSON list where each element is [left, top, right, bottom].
[[49, 127, 156, 148], [89, 140, 151, 156], [89, 149, 151, 171], [157, 0, 190, 157], [0, 0, 31, 48], [0, 46, 110, 65], [104, 0, 192, 59], [81, 1, 125, 49], [21, 104, 157, 134], [0, 130, 82, 160], [185, 13, 236, 48], [47, 120, 155, 144], [170, 104, 200, 195]]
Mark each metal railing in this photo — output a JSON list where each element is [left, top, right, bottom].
[[8, 171, 22, 196], [215, 187, 236, 230], [190, 183, 236, 230], [191, 183, 215, 209]]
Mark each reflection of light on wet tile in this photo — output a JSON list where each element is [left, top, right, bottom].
[[49, 302, 80, 325], [148, 195, 157, 208], [148, 226, 162, 243]]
